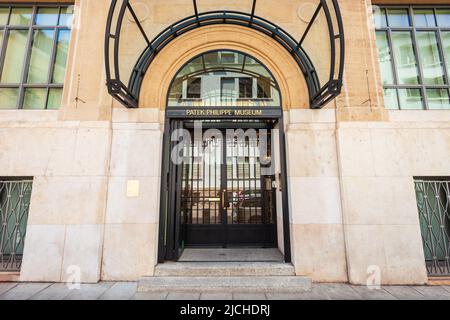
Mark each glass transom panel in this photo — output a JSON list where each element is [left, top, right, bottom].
[[168, 50, 281, 108]]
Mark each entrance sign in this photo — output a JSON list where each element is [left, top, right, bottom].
[[166, 108, 282, 119], [105, 0, 345, 109], [186, 109, 263, 117]]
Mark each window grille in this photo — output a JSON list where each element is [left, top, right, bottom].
[[0, 179, 33, 272]]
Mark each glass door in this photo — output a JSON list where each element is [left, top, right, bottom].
[[180, 124, 277, 248]]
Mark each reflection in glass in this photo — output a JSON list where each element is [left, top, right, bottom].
[[376, 31, 395, 85], [398, 88, 424, 109], [387, 9, 410, 27], [391, 32, 420, 85], [52, 30, 71, 84], [373, 7, 387, 28], [436, 9, 450, 27], [383, 88, 399, 110], [168, 50, 280, 107], [59, 6, 74, 27], [35, 7, 59, 25], [257, 78, 271, 99], [47, 88, 63, 109], [0, 30, 3, 53], [169, 80, 182, 101], [9, 7, 32, 26], [239, 78, 253, 99], [414, 9, 436, 27], [186, 78, 201, 99], [220, 52, 236, 64], [27, 29, 54, 83], [443, 32, 450, 81], [0, 7, 8, 25], [1, 30, 28, 83], [0, 88, 18, 109], [416, 32, 444, 85], [221, 78, 236, 103], [427, 89, 450, 109], [23, 88, 47, 109]]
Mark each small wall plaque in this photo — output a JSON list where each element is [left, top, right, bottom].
[[126, 180, 140, 198]]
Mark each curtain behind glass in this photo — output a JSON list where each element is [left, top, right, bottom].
[[443, 32, 450, 82], [52, 29, 70, 84], [416, 32, 445, 85], [376, 31, 395, 85], [1, 30, 28, 83], [27, 29, 54, 84], [391, 32, 420, 85]]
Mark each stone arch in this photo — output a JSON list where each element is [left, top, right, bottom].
[[139, 25, 309, 111]]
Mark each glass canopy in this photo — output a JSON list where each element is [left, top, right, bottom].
[[105, 0, 345, 109], [168, 50, 281, 107]]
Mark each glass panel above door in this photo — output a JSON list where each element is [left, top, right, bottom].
[[168, 50, 281, 108]]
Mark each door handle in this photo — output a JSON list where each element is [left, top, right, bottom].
[[221, 190, 227, 210]]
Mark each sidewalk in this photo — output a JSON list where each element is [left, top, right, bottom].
[[1, 282, 450, 300]]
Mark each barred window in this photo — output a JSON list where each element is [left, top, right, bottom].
[[414, 178, 450, 277], [0, 5, 74, 110], [374, 6, 450, 110], [0, 179, 33, 272]]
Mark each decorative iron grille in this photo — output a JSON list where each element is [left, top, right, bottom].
[[415, 178, 450, 277], [0, 179, 33, 272]]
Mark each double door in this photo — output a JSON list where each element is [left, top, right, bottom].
[[173, 122, 277, 250]]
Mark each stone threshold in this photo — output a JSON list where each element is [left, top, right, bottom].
[[0, 272, 20, 282], [428, 277, 450, 286]]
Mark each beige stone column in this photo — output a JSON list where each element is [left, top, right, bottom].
[[334, 0, 428, 285], [335, 0, 388, 122], [59, 0, 113, 122], [19, 0, 113, 283]]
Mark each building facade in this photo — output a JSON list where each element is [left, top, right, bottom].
[[0, 0, 449, 285]]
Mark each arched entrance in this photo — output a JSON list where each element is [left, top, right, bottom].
[[158, 50, 291, 262]]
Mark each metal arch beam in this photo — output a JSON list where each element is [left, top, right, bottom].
[[105, 0, 345, 109]]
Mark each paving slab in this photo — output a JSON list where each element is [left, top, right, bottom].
[[0, 283, 50, 300], [264, 292, 309, 300], [383, 286, 425, 300], [233, 292, 267, 300], [350, 286, 397, 300], [166, 292, 201, 300], [0, 283, 18, 296], [1, 282, 449, 300], [316, 284, 362, 300], [266, 284, 333, 300], [133, 292, 169, 300], [412, 286, 450, 300], [63, 282, 114, 300], [99, 282, 137, 300], [200, 292, 233, 300], [29, 283, 73, 300]]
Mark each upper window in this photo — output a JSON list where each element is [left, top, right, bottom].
[[168, 50, 281, 108], [0, 5, 73, 110], [374, 6, 450, 110]]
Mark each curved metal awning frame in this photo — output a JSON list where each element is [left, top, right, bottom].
[[105, 0, 345, 109]]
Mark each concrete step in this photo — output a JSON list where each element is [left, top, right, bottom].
[[154, 262, 296, 277], [138, 276, 312, 293]]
